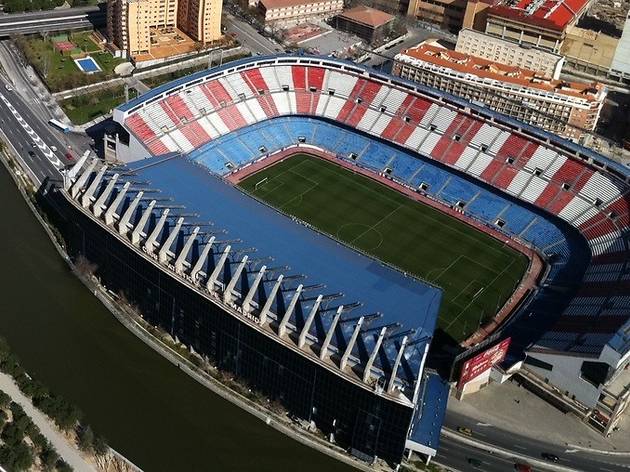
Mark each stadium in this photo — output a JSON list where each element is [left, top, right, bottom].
[[50, 54, 630, 464]]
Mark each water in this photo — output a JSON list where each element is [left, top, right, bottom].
[[0, 164, 353, 471]]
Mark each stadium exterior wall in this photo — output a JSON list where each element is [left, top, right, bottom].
[[43, 184, 416, 465]]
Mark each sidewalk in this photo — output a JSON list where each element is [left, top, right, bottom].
[[0, 372, 96, 472], [447, 378, 630, 453]]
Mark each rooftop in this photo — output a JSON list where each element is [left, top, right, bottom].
[[338, 5, 395, 28], [488, 0, 592, 31], [397, 43, 605, 100]]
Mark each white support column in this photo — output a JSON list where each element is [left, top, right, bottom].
[[131, 200, 156, 245], [71, 158, 97, 198], [298, 295, 323, 348], [387, 336, 408, 393], [118, 191, 143, 235], [207, 245, 231, 292], [190, 236, 215, 281], [278, 284, 303, 337], [175, 227, 200, 275], [144, 209, 170, 255], [259, 275, 283, 326], [159, 217, 184, 264], [65, 150, 90, 185], [223, 255, 248, 305], [81, 164, 108, 208], [242, 265, 266, 314], [362, 327, 387, 383], [339, 316, 364, 371], [92, 174, 119, 218], [104, 182, 130, 226], [319, 306, 343, 361]]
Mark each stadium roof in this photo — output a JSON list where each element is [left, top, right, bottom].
[[128, 154, 442, 363]]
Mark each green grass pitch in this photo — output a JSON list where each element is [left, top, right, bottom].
[[238, 154, 529, 342]]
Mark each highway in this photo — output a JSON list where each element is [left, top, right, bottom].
[[0, 79, 83, 184], [0, 6, 104, 36]]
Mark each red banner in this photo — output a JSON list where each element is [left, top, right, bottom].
[[458, 337, 511, 387]]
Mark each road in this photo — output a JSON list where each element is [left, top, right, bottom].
[[439, 410, 630, 472], [0, 6, 104, 36], [223, 12, 280, 55], [0, 78, 84, 184]]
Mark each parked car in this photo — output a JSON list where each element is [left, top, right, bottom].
[[457, 426, 473, 436], [541, 452, 560, 462]]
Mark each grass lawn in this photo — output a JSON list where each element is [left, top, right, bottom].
[[239, 154, 529, 342], [16, 34, 126, 92], [61, 86, 137, 124]]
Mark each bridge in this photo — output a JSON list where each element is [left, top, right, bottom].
[[0, 6, 105, 36]]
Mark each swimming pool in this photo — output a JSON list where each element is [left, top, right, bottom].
[[74, 56, 102, 74]]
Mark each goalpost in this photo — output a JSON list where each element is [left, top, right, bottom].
[[254, 177, 268, 190]]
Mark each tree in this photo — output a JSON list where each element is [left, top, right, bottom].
[[77, 424, 94, 452], [40, 445, 59, 471], [0, 391, 11, 409], [92, 434, 108, 456]]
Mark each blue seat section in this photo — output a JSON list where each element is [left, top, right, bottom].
[[409, 166, 450, 194], [312, 124, 342, 148], [502, 205, 536, 234], [333, 131, 370, 156], [438, 178, 479, 205], [360, 143, 391, 171], [390, 153, 421, 182], [467, 193, 508, 221], [285, 118, 316, 143], [522, 220, 565, 250]]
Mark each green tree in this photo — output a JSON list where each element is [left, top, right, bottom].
[[77, 424, 94, 452]]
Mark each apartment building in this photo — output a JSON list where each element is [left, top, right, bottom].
[[485, 0, 595, 52], [456, 28, 564, 79], [107, 0, 221, 59], [258, 0, 343, 24], [393, 43, 606, 141], [408, 0, 468, 31]]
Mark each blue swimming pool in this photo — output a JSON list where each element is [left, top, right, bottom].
[[74, 56, 102, 74]]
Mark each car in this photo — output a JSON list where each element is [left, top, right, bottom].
[[27, 150, 35, 158], [467, 458, 482, 468], [457, 426, 473, 436], [541, 452, 560, 462], [515, 463, 532, 472], [50, 145, 57, 152], [65, 152, 74, 161], [4, 83, 12, 91]]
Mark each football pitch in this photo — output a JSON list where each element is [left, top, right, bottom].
[[239, 154, 529, 342]]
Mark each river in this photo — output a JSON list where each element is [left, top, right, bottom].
[[0, 164, 353, 471]]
